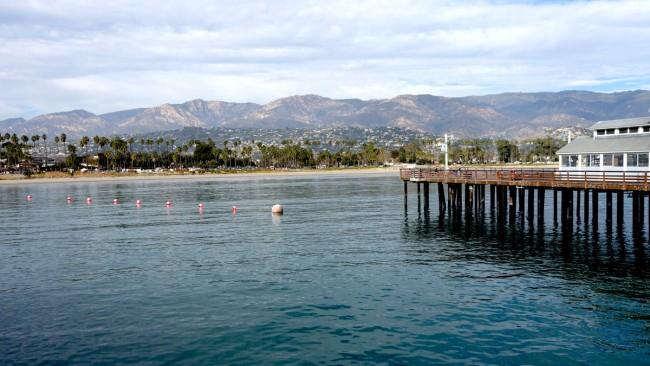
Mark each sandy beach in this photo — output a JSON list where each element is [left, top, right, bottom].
[[0, 167, 399, 185]]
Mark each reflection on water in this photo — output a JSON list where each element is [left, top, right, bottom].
[[403, 193, 650, 277]]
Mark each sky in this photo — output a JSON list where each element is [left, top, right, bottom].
[[1, 0, 650, 119]]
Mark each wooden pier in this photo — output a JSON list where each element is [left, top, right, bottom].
[[401, 168, 650, 231]]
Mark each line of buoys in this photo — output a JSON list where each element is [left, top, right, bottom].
[[22, 196, 284, 216]]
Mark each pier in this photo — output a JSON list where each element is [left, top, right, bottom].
[[400, 168, 650, 232]]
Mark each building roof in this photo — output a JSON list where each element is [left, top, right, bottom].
[[590, 116, 650, 130], [558, 135, 650, 154]]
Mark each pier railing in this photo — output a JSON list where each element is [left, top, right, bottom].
[[400, 168, 650, 191]]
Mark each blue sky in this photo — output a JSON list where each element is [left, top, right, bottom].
[[1, 0, 649, 119]]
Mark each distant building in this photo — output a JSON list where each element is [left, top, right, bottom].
[[557, 116, 650, 171]]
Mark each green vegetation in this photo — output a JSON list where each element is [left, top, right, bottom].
[[0, 131, 566, 175]]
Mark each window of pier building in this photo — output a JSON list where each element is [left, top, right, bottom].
[[584, 154, 601, 167], [602, 153, 624, 167], [627, 153, 649, 167], [619, 127, 630, 134], [606, 128, 615, 135], [561, 155, 579, 167]]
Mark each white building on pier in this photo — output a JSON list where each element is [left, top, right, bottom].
[[557, 116, 650, 171]]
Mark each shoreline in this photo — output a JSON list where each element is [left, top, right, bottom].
[[0, 167, 399, 185]]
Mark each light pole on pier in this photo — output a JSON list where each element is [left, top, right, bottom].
[[443, 133, 449, 170]]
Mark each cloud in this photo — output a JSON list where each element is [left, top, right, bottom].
[[1, 0, 650, 119]]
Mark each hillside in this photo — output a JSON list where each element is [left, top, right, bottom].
[[2, 90, 649, 139]]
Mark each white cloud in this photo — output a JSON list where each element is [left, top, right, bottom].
[[1, 0, 650, 119]]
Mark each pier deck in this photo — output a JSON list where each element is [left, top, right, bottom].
[[400, 168, 650, 191]]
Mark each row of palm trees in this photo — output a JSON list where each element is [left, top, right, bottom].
[[2, 132, 394, 173], [0, 132, 75, 171]]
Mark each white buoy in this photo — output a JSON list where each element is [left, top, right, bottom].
[[26, 194, 32, 200], [232, 205, 238, 214], [271, 204, 283, 214], [165, 200, 172, 207], [136, 199, 142, 206], [86, 197, 92, 204], [198, 203, 205, 209], [113, 198, 120, 205], [66, 196, 73, 202]]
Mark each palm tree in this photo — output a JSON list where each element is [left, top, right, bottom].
[[41, 134, 47, 169], [127, 137, 134, 167], [242, 146, 253, 167], [233, 140, 240, 168], [79, 136, 90, 166], [223, 140, 229, 168], [79, 136, 89, 154], [99, 137, 109, 153], [66, 144, 77, 168], [109, 137, 128, 170], [93, 136, 100, 152], [182, 144, 189, 167], [54, 136, 60, 153], [60, 133, 67, 156]]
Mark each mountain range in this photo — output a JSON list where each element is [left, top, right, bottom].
[[2, 90, 650, 139]]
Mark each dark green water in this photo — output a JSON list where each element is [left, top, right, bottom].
[[1, 174, 648, 365]]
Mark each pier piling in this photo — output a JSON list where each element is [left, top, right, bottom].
[[490, 185, 495, 212], [423, 182, 429, 211], [583, 189, 589, 223], [553, 190, 558, 225], [592, 190, 599, 229], [527, 187, 534, 224], [537, 188, 545, 225], [606, 191, 613, 227], [617, 191, 624, 227]]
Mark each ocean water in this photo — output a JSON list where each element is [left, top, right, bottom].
[[0, 173, 648, 365]]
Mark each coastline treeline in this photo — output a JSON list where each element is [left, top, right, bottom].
[[0, 132, 565, 174]]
